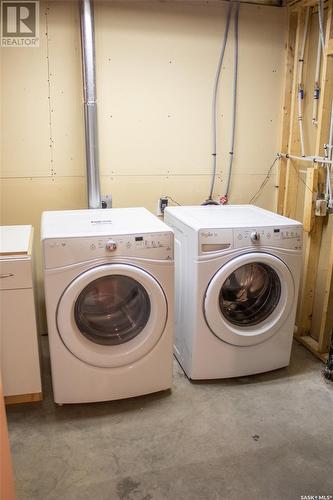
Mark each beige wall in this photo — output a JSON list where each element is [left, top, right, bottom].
[[0, 1, 287, 330]]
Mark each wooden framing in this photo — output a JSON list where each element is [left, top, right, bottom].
[[327, 37, 333, 55], [277, 12, 298, 214], [317, 221, 333, 352], [283, 9, 309, 219], [288, 0, 324, 9], [303, 167, 318, 231], [279, 0, 333, 361]]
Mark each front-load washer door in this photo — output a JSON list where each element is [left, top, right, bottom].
[[57, 264, 167, 368], [204, 253, 294, 346]]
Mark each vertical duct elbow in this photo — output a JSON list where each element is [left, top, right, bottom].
[[80, 0, 101, 209]]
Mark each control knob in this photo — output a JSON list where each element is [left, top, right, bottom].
[[106, 240, 117, 251], [250, 231, 260, 242]]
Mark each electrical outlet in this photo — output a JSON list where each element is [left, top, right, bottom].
[[156, 197, 168, 216], [101, 194, 112, 209], [315, 199, 327, 216]]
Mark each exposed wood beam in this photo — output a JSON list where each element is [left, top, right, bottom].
[[303, 168, 318, 232], [317, 223, 333, 352], [278, 12, 298, 214], [283, 9, 308, 218]]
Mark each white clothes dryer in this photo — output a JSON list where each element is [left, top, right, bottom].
[[41, 208, 174, 403], [164, 205, 303, 379]]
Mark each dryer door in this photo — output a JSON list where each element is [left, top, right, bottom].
[[57, 264, 167, 368], [204, 253, 294, 346]]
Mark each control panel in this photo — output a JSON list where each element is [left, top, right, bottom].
[[198, 226, 303, 255], [44, 232, 173, 269], [234, 226, 303, 250]]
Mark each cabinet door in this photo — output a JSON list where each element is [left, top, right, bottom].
[[0, 288, 41, 396], [0, 377, 16, 499]]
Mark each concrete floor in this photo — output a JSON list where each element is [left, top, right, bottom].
[[6, 337, 333, 500]]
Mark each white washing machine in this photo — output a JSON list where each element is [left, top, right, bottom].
[[41, 207, 174, 404], [164, 205, 303, 379]]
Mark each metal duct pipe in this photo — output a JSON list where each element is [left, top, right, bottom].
[[80, 0, 101, 209]]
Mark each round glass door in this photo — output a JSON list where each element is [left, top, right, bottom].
[[74, 275, 151, 346], [204, 253, 294, 347], [219, 263, 281, 327], [57, 264, 167, 368]]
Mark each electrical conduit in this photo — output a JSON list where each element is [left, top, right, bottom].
[[225, 1, 240, 199], [206, 1, 233, 203]]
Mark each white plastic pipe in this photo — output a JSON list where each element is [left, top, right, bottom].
[[297, 7, 310, 157], [328, 101, 333, 158], [326, 102, 333, 205], [312, 32, 322, 126], [298, 93, 306, 157], [325, 165, 331, 201], [298, 7, 310, 81], [279, 153, 333, 165], [318, 0, 325, 52]]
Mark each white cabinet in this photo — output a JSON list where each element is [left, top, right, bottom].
[[0, 226, 42, 404]]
